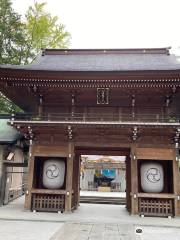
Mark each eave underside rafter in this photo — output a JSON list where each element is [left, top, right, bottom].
[[1, 68, 180, 83], [1, 69, 180, 112]]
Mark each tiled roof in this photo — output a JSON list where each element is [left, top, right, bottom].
[[0, 119, 22, 143], [1, 48, 180, 72]]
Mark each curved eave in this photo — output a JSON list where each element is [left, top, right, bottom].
[[1, 67, 180, 80]]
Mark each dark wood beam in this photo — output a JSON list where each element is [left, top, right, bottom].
[[3, 161, 28, 167]]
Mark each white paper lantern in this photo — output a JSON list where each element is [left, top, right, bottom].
[[141, 162, 164, 193], [43, 159, 65, 189]]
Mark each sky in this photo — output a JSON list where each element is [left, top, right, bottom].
[[11, 0, 180, 52]]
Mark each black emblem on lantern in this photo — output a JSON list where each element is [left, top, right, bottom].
[[46, 164, 60, 179], [146, 168, 161, 183]]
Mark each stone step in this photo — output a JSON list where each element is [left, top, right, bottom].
[[80, 196, 126, 205]]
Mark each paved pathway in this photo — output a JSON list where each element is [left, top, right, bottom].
[[50, 223, 180, 240], [1, 196, 180, 239], [0, 219, 63, 240], [1, 220, 180, 240], [1, 196, 180, 228], [50, 223, 134, 240], [134, 225, 180, 240]]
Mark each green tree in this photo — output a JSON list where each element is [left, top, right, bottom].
[[0, 0, 70, 65], [0, 0, 25, 113], [24, 1, 70, 64], [0, 0, 71, 113], [0, 0, 27, 65], [0, 92, 22, 113]]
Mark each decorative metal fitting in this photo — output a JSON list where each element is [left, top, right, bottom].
[[166, 95, 170, 107], [68, 125, 73, 140], [132, 94, 135, 107], [174, 128, 180, 148], [71, 93, 75, 106], [133, 194, 137, 199], [132, 126, 138, 141], [39, 94, 43, 105], [11, 113, 15, 121]]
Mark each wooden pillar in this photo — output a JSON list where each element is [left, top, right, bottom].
[[77, 156, 81, 206], [73, 153, 80, 209], [65, 142, 74, 213], [126, 155, 131, 212], [173, 148, 180, 216], [130, 144, 139, 215], [0, 145, 5, 206], [24, 141, 35, 209]]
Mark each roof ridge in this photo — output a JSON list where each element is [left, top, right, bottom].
[[41, 47, 171, 56]]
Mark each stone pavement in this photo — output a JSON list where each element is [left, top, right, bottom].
[[135, 225, 180, 240], [50, 223, 134, 240], [1, 220, 180, 240], [0, 219, 62, 240], [0, 196, 180, 240], [1, 196, 180, 227], [50, 222, 180, 240]]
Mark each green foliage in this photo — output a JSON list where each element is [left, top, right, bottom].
[[0, 92, 22, 113], [0, 0, 71, 65], [0, 0, 25, 113], [24, 1, 70, 64], [0, 0, 71, 113], [0, 0, 27, 65]]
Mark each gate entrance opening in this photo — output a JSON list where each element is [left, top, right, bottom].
[[74, 147, 131, 212]]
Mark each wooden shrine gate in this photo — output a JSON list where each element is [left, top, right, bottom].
[[1, 48, 180, 217], [15, 128, 179, 217], [23, 143, 131, 213]]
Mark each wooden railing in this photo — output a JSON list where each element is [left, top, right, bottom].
[[2, 113, 180, 124], [8, 183, 27, 203]]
